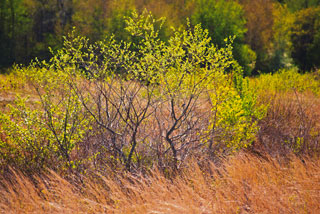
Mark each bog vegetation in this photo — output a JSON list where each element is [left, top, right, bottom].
[[0, 3, 320, 213]]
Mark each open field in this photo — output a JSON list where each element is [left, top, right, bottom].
[[1, 1, 320, 213], [1, 69, 320, 213], [1, 17, 320, 212]]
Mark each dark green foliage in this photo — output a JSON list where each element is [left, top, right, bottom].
[[0, 0, 72, 69], [291, 6, 320, 71], [1, 0, 320, 73], [0, 0, 31, 67], [191, 0, 256, 75], [284, 0, 320, 12]]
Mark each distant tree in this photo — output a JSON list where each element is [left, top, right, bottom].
[[0, 0, 74, 68], [291, 6, 320, 71], [192, 0, 256, 75], [107, 0, 135, 41], [0, 0, 31, 67], [269, 2, 295, 70], [284, 0, 320, 12], [240, 0, 274, 73], [73, 0, 134, 41]]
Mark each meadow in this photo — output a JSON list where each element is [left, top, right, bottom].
[[0, 12, 320, 213]]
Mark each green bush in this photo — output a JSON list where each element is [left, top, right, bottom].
[[250, 68, 320, 96], [0, 65, 91, 172], [0, 10, 266, 172]]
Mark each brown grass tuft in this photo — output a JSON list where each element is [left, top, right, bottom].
[[257, 91, 320, 156], [1, 154, 319, 213]]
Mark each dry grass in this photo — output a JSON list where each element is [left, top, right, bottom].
[[1, 153, 319, 213], [256, 91, 320, 156], [0, 73, 38, 111], [1, 71, 320, 213]]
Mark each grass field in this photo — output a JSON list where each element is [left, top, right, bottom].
[[1, 68, 320, 213], [1, 154, 319, 213]]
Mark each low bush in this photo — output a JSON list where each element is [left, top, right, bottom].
[[250, 68, 320, 156], [0, 67, 91, 172], [250, 68, 320, 96]]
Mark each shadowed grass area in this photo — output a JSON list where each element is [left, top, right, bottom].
[[248, 69, 320, 156]]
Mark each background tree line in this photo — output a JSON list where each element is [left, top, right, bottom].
[[1, 0, 319, 74]]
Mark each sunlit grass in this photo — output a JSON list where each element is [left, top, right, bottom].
[[1, 154, 319, 213]]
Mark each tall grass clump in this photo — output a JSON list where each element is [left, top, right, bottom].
[[250, 68, 320, 156], [1, 154, 319, 213]]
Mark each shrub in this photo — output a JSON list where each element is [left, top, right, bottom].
[[0, 10, 265, 172], [0, 65, 91, 172], [250, 68, 320, 96]]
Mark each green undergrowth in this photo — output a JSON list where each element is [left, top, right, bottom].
[[250, 68, 320, 96]]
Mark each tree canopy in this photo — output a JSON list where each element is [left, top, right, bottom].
[[0, 0, 319, 73]]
